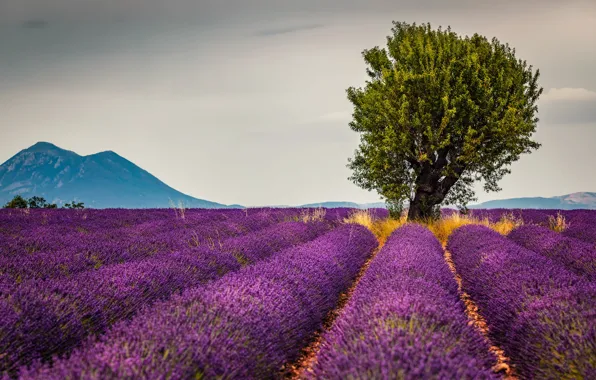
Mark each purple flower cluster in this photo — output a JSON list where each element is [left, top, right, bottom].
[[0, 221, 330, 375], [311, 224, 497, 379], [563, 209, 596, 226], [563, 223, 596, 245], [467, 208, 596, 229], [508, 225, 596, 281], [466, 209, 525, 223], [0, 209, 303, 282], [448, 225, 596, 378], [19, 224, 377, 379]]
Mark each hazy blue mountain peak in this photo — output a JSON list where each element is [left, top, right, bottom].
[[0, 142, 235, 209]]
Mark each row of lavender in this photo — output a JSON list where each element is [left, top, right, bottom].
[[1, 208, 387, 377], [466, 208, 596, 225], [1, 220, 333, 375], [468, 208, 596, 244], [0, 209, 290, 283], [0, 207, 381, 257], [448, 225, 595, 378], [508, 225, 595, 281], [0, 207, 388, 236], [15, 225, 378, 379], [311, 224, 497, 378], [0, 208, 387, 283]]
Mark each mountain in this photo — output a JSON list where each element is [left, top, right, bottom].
[[0, 142, 236, 209], [469, 192, 596, 210]]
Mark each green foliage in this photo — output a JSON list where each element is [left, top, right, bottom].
[[28, 196, 57, 209], [386, 199, 404, 219], [4, 195, 29, 208], [347, 21, 542, 220], [3, 195, 57, 209], [64, 200, 85, 209], [28, 196, 46, 208]]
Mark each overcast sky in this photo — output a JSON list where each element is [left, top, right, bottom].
[[1, 0, 595, 206]]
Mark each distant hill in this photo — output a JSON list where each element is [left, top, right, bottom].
[[0, 142, 236, 209], [470, 192, 596, 210], [299, 193, 596, 210], [299, 201, 387, 209]]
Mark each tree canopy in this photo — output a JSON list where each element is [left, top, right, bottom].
[[347, 21, 542, 220], [28, 196, 57, 209], [4, 195, 29, 209]]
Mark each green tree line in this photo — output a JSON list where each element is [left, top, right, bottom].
[[3, 195, 85, 209]]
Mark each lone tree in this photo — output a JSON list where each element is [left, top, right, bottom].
[[347, 22, 542, 220], [4, 195, 28, 209]]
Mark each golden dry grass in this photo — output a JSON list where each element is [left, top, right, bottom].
[[548, 212, 568, 232], [343, 209, 406, 246], [345, 209, 523, 246], [421, 212, 522, 245], [299, 208, 327, 223]]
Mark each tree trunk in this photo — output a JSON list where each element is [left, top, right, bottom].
[[407, 199, 425, 220], [407, 164, 441, 221], [407, 188, 436, 221], [407, 160, 465, 221]]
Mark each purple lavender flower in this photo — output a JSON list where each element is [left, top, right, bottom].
[[19, 224, 377, 379], [311, 224, 497, 379], [563, 222, 596, 245], [0, 208, 300, 282], [448, 225, 595, 378], [508, 224, 596, 281], [0, 221, 330, 375]]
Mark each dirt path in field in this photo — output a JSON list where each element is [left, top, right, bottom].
[[443, 248, 517, 379], [283, 244, 382, 379]]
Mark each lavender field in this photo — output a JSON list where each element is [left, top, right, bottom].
[[1, 207, 595, 379]]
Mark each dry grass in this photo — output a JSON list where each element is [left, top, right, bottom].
[[299, 208, 327, 223], [345, 209, 522, 246], [169, 199, 187, 220], [420, 212, 522, 245], [343, 209, 406, 247], [548, 212, 568, 232], [421, 213, 476, 245]]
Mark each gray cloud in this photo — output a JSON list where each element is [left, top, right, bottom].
[[539, 88, 596, 125], [21, 19, 48, 29], [0, 0, 580, 25], [540, 99, 596, 125], [256, 24, 324, 36]]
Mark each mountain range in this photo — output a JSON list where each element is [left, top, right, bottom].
[[1, 142, 594, 210], [469, 192, 596, 210]]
